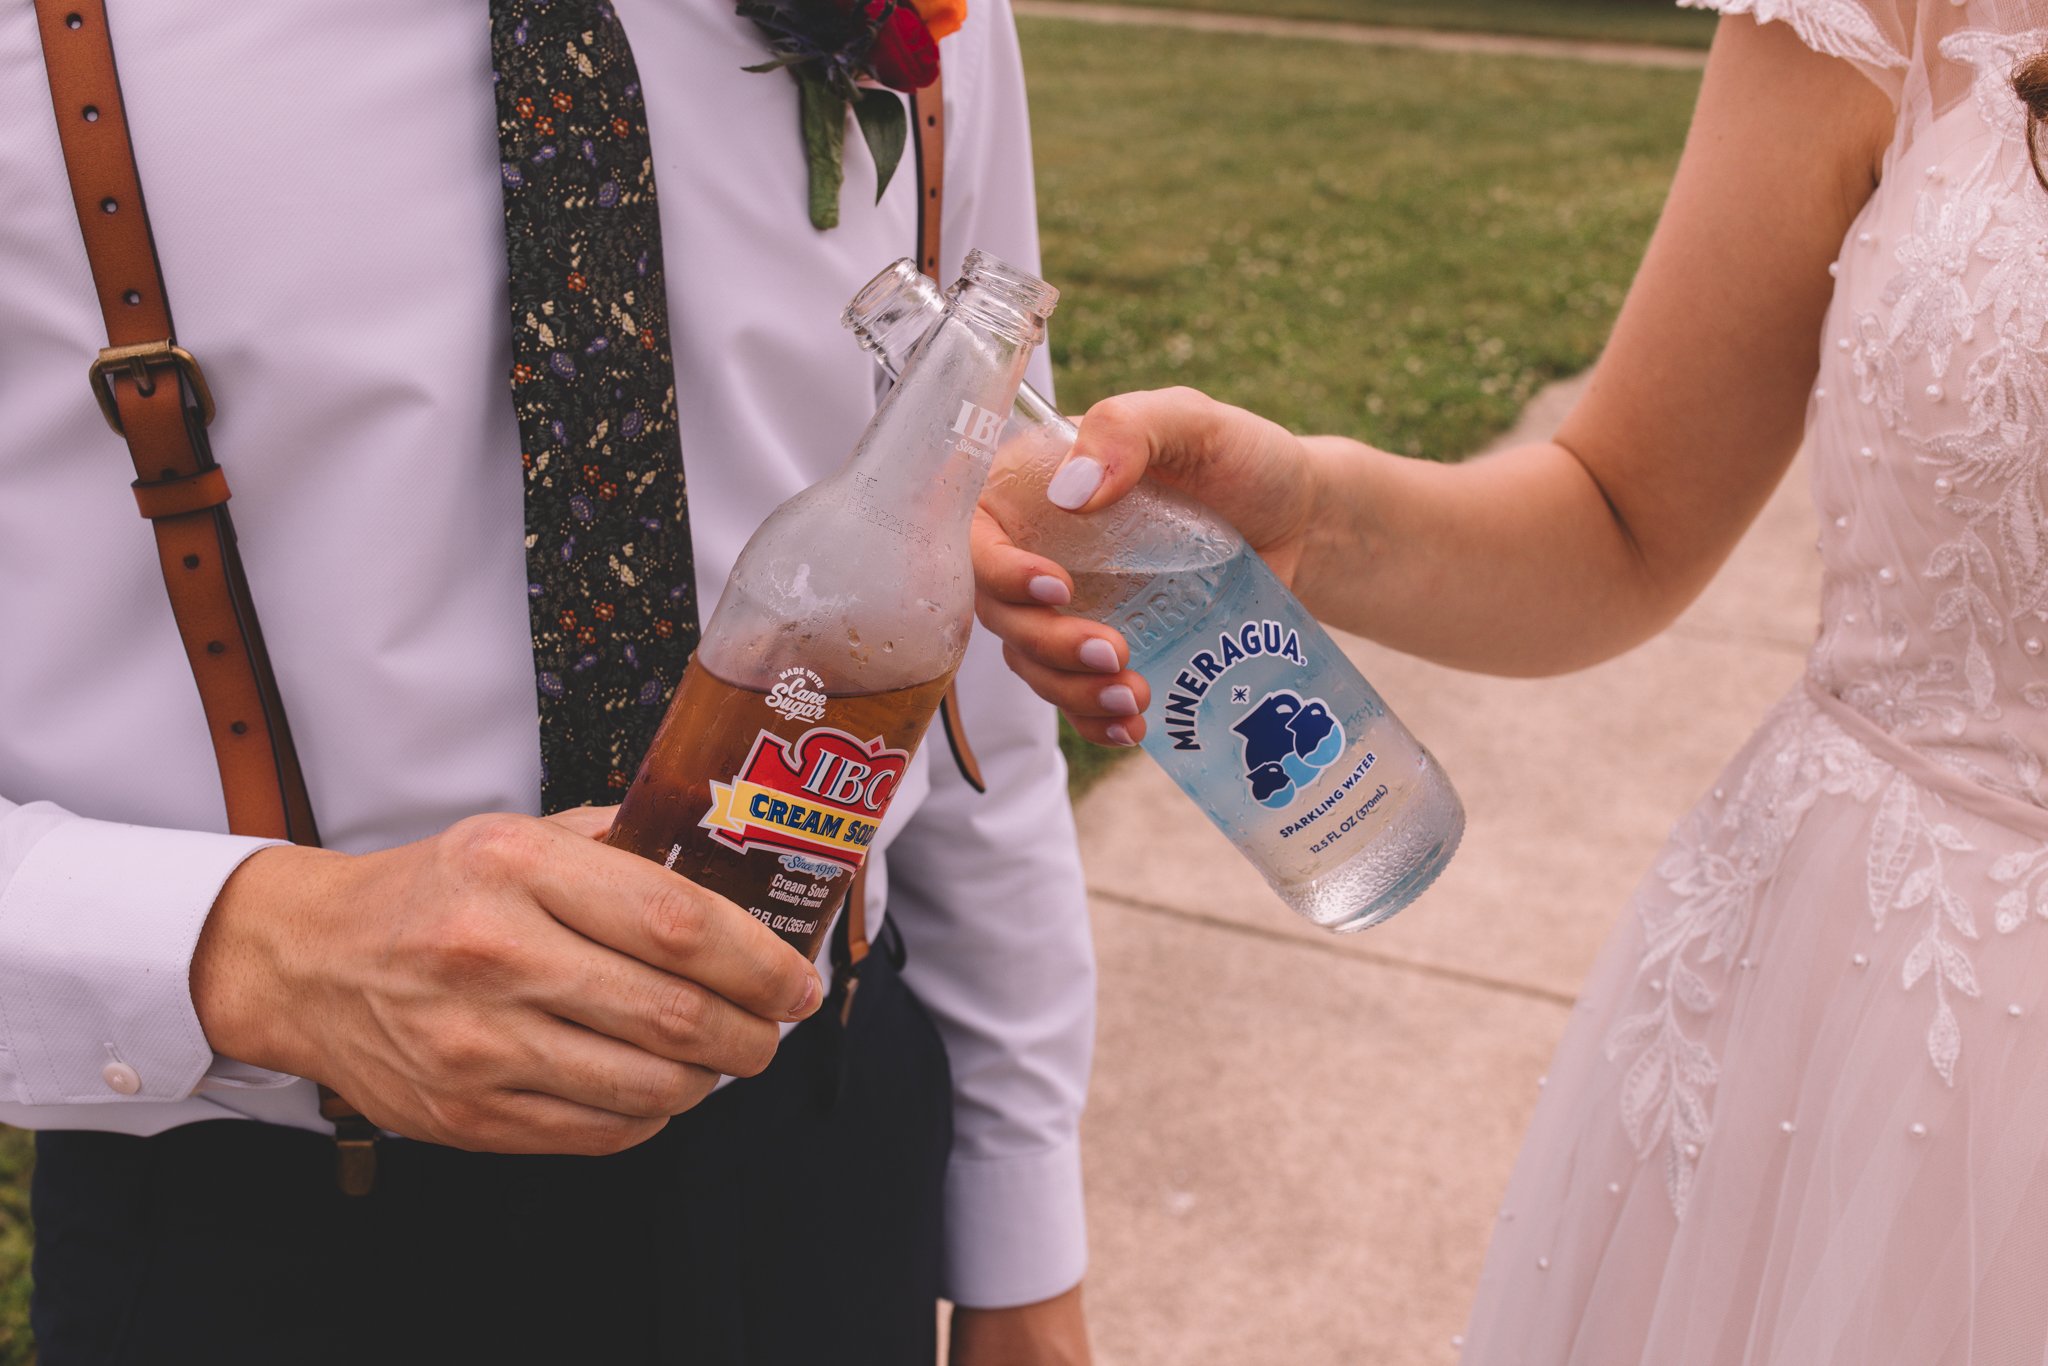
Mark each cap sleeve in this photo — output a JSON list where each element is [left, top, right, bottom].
[[1679, 0, 1913, 103]]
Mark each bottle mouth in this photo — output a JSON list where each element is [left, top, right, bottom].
[[842, 257, 946, 358], [955, 249, 1059, 321]]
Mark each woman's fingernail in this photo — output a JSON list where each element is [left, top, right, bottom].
[[789, 976, 821, 1020], [1046, 457, 1104, 510], [1105, 723, 1137, 747], [1078, 638, 1121, 673], [1028, 574, 1071, 606], [1100, 685, 1140, 716]]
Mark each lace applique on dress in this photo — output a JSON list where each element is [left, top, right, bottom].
[[1606, 698, 1886, 1216], [1814, 29, 2048, 807]]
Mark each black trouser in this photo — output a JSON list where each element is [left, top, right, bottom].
[[29, 927, 949, 1366]]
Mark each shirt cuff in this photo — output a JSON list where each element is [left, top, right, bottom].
[[942, 1138, 1089, 1308], [0, 811, 283, 1105]]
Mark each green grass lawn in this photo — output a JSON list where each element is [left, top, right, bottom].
[[1025, 20, 1699, 789], [0, 1127, 30, 1365], [1028, 0, 1719, 47], [0, 29, 1698, 1362]]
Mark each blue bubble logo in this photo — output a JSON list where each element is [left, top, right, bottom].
[[1231, 691, 1345, 808]]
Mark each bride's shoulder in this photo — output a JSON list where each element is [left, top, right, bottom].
[[1677, 0, 1913, 72]]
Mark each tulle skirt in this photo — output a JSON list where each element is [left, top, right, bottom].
[[1461, 685, 2048, 1366]]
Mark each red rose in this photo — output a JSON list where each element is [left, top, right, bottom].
[[845, 0, 938, 91]]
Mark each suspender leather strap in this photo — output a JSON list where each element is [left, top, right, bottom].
[[33, 1, 377, 1195], [834, 75, 972, 983], [911, 75, 990, 798], [34, 0, 320, 848]]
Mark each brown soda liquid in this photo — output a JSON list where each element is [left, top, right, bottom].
[[605, 659, 953, 961]]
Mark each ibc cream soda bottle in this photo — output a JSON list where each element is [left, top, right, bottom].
[[605, 255, 1057, 960], [845, 259, 1462, 932]]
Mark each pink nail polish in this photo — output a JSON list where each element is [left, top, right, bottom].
[[1078, 638, 1120, 673], [1105, 723, 1136, 747], [1047, 456, 1104, 510], [1101, 684, 1140, 716], [1028, 574, 1071, 606]]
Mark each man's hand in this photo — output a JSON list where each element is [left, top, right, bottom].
[[949, 1284, 1092, 1366], [189, 808, 822, 1155]]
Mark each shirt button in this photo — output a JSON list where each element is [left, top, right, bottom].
[[102, 1061, 142, 1095]]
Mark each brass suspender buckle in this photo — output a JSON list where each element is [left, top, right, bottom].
[[89, 340, 217, 435]]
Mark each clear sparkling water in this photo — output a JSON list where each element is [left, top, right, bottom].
[[1099, 544, 1464, 931]]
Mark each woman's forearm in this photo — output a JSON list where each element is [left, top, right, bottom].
[[1295, 435, 1696, 678]]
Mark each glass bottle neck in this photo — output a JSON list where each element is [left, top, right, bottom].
[[841, 288, 1041, 535], [848, 264, 1074, 447]]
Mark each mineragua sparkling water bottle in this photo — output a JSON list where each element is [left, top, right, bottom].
[[605, 255, 1058, 960], [844, 258, 1462, 931]]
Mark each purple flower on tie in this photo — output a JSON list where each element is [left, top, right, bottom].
[[575, 652, 601, 672], [532, 145, 557, 164], [636, 251, 650, 277], [538, 671, 564, 698], [641, 517, 664, 532], [668, 583, 688, 600], [624, 643, 641, 668], [513, 18, 529, 44], [500, 162, 524, 189], [570, 494, 595, 523], [549, 352, 576, 380], [638, 679, 665, 705], [586, 336, 609, 356], [582, 139, 598, 164], [549, 418, 567, 444], [621, 410, 644, 438], [560, 536, 577, 561], [597, 181, 620, 208], [528, 582, 545, 598]]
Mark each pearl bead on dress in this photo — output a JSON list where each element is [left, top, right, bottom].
[[1781, 1120, 1797, 1134], [1859, 446, 1876, 461], [1878, 567, 1897, 585], [2027, 638, 2044, 657], [1854, 953, 1870, 967], [1910, 1123, 1928, 1138]]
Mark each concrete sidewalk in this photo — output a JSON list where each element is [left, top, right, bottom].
[[1071, 384, 1820, 1364]]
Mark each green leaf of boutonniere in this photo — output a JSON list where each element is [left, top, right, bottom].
[[852, 87, 908, 205], [797, 71, 847, 231]]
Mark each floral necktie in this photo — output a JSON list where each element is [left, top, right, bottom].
[[490, 0, 700, 814]]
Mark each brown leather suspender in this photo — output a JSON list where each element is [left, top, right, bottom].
[[917, 77, 990, 798], [32, 1, 384, 1194], [34, 1, 320, 848], [838, 75, 968, 990]]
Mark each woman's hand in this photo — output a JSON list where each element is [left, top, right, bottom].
[[971, 387, 1328, 747]]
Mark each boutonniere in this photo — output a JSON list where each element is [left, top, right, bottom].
[[739, 0, 966, 230]]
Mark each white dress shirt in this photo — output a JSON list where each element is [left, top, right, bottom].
[[0, 0, 1094, 1308]]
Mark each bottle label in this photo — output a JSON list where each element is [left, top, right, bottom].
[[699, 726, 908, 871], [1132, 556, 1417, 894], [606, 663, 952, 958], [764, 665, 830, 723]]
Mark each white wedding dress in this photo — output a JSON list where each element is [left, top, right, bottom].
[[1460, 3, 2048, 1362]]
